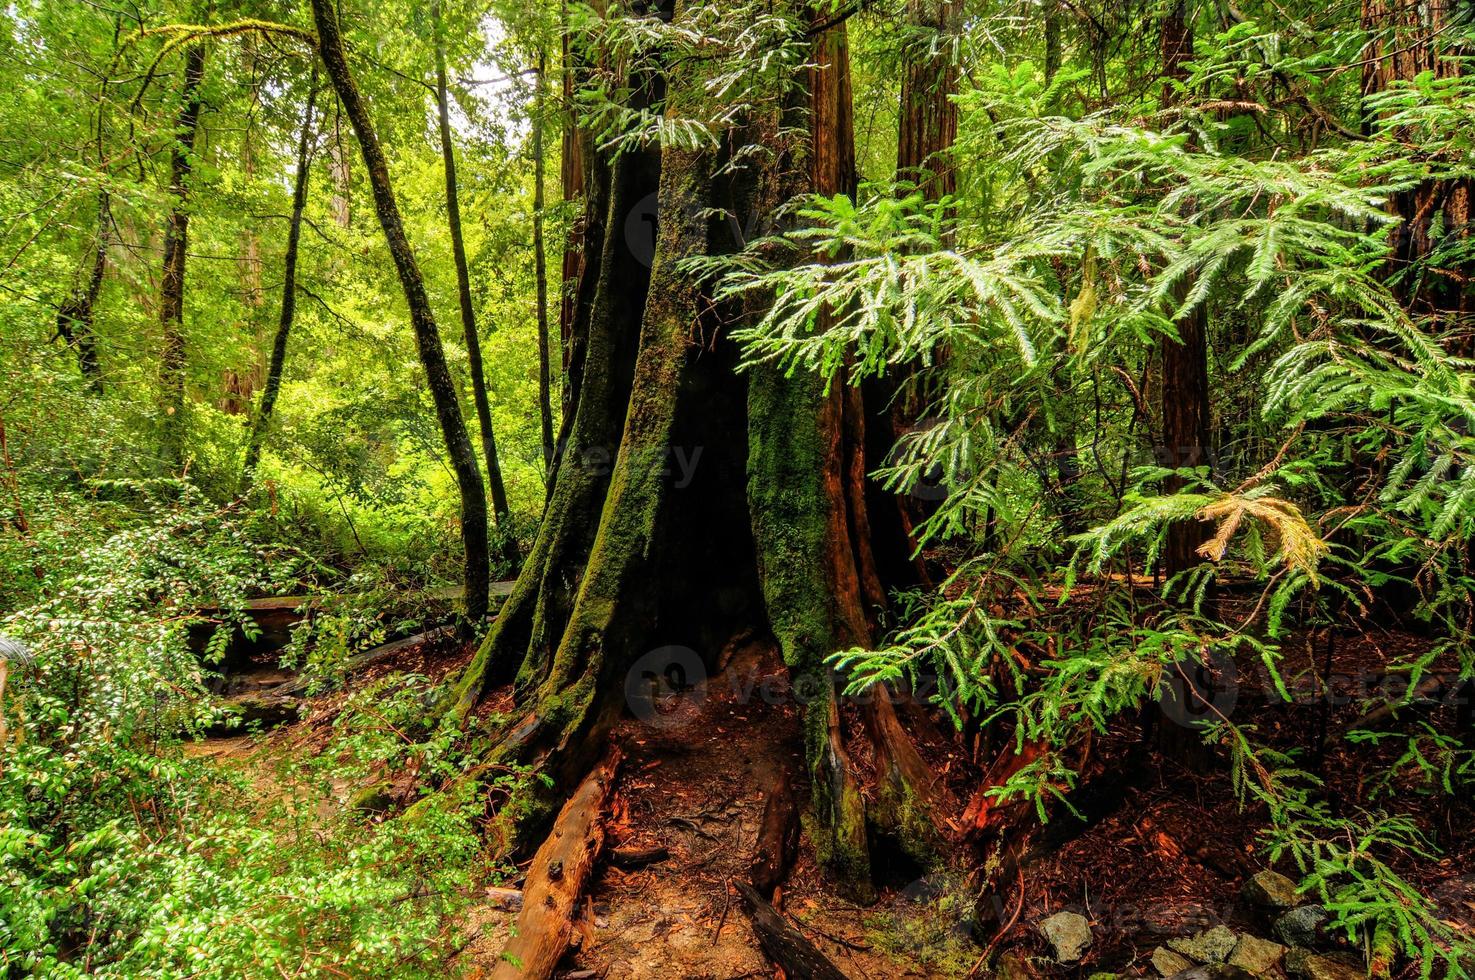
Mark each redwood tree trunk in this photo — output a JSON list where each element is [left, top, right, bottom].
[[445, 0, 949, 899], [159, 43, 206, 467], [432, 0, 514, 555], [241, 74, 318, 491], [311, 0, 491, 623]]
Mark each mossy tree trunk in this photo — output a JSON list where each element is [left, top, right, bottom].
[[447, 0, 949, 896], [240, 73, 318, 492], [311, 0, 492, 623], [159, 43, 206, 468]]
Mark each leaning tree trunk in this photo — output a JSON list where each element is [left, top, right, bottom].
[[240, 74, 318, 491], [445, 0, 949, 899], [311, 0, 491, 623], [432, 0, 514, 556], [159, 43, 206, 468], [56, 190, 109, 391]]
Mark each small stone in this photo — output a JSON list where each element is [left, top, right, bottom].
[[1038, 911, 1093, 963], [1275, 906, 1329, 948], [1169, 925, 1239, 963], [1166, 966, 1257, 980], [1154, 947, 1196, 976], [1228, 934, 1287, 975], [1244, 870, 1300, 909]]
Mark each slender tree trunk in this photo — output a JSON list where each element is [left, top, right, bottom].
[[431, 0, 514, 555], [311, 0, 491, 623], [241, 73, 318, 492], [159, 43, 206, 468], [56, 190, 109, 391], [533, 48, 557, 488]]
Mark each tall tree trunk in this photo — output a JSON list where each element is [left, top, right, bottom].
[[56, 190, 109, 391], [159, 43, 206, 468], [896, 0, 960, 199], [432, 0, 514, 556], [1158, 1, 1213, 582], [311, 0, 491, 623], [533, 47, 557, 488], [240, 74, 318, 492]]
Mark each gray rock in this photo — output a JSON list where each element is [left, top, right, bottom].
[[1244, 870, 1300, 909], [1154, 947, 1196, 976], [1169, 925, 1239, 964], [1038, 911, 1093, 963], [1228, 934, 1287, 975], [1275, 906, 1329, 948]]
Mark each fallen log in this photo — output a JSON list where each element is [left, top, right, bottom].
[[489, 749, 622, 980], [734, 881, 849, 980], [749, 761, 798, 897], [268, 628, 448, 699]]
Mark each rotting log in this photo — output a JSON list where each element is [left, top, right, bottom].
[[489, 749, 621, 980], [734, 881, 849, 980]]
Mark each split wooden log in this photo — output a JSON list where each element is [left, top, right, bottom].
[[749, 761, 799, 897], [734, 881, 849, 980], [489, 749, 621, 980]]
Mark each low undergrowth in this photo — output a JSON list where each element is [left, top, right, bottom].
[[0, 481, 528, 977]]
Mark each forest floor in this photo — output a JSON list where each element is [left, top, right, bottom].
[[184, 598, 1475, 979]]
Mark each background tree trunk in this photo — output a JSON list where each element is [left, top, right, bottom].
[[311, 0, 492, 624], [159, 43, 206, 468], [432, 0, 514, 560], [241, 75, 318, 492], [56, 190, 109, 391]]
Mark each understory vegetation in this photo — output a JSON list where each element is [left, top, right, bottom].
[[3, 0, 1475, 976]]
